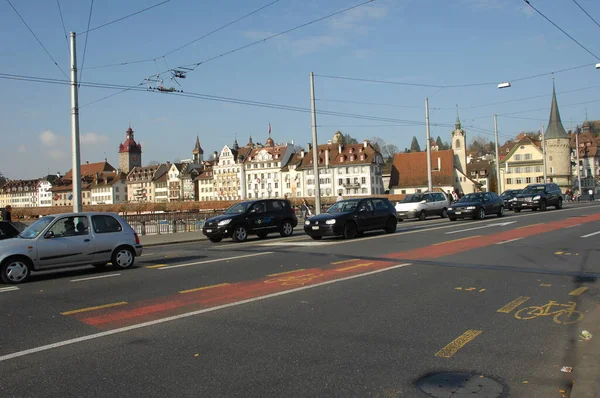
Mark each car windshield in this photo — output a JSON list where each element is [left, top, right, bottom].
[[458, 193, 484, 203], [19, 216, 55, 239], [326, 200, 360, 214], [401, 194, 424, 203], [501, 190, 520, 199], [225, 202, 251, 214], [522, 185, 546, 194]]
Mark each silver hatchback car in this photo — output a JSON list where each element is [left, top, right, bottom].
[[0, 212, 143, 284]]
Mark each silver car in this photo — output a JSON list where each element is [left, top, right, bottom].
[[395, 192, 451, 221], [0, 212, 143, 284]]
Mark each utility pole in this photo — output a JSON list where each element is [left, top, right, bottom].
[[493, 114, 501, 193], [575, 129, 582, 195], [541, 125, 547, 183], [309, 72, 321, 214], [425, 98, 432, 191], [70, 32, 82, 213]]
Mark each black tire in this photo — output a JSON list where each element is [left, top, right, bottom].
[[384, 217, 397, 233], [92, 262, 108, 268], [449, 217, 457, 221], [310, 235, 322, 240], [497, 206, 505, 217], [343, 222, 358, 239], [280, 220, 294, 237], [1, 256, 32, 284], [441, 208, 448, 218], [556, 198, 563, 210], [111, 246, 135, 269], [418, 211, 426, 221], [232, 224, 248, 242], [540, 201, 547, 211], [209, 237, 222, 243], [256, 231, 268, 239], [514, 208, 521, 213], [477, 207, 486, 220]]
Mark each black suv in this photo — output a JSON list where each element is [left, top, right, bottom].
[[513, 183, 563, 212], [202, 199, 298, 243]]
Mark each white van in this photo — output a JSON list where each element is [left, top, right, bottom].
[[395, 192, 451, 221]]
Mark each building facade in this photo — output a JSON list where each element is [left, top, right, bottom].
[[90, 172, 127, 205], [118, 126, 142, 174], [571, 121, 600, 194], [213, 141, 252, 201], [0, 179, 40, 208], [126, 164, 169, 203], [244, 135, 294, 200], [499, 136, 544, 191]]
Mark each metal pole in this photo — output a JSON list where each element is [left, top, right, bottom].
[[541, 126, 547, 182], [493, 114, 501, 193], [309, 72, 321, 215], [70, 32, 82, 213], [576, 129, 582, 196], [425, 98, 432, 191]]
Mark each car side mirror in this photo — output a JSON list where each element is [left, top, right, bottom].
[[44, 231, 54, 239]]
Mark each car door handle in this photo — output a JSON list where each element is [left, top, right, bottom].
[[84, 239, 90, 242]]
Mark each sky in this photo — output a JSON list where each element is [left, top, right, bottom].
[[1, 0, 600, 179]]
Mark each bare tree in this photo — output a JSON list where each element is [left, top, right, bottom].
[[0, 172, 7, 187]]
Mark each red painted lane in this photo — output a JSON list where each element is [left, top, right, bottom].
[[70, 212, 600, 330]]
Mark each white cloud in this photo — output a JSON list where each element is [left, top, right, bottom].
[[329, 4, 388, 32], [18, 145, 26, 152], [48, 149, 66, 160], [80, 132, 109, 145], [40, 130, 59, 146], [291, 35, 346, 55]]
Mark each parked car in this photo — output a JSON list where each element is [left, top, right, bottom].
[[0, 221, 20, 240], [500, 189, 523, 210], [513, 183, 563, 212], [202, 199, 298, 243], [447, 192, 505, 221], [304, 198, 397, 240], [395, 192, 450, 221], [0, 212, 142, 284]]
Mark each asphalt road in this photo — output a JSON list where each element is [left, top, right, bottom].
[[1, 202, 599, 397]]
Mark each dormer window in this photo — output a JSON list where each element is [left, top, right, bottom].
[[340, 155, 344, 162], [360, 154, 365, 161], [350, 155, 355, 161]]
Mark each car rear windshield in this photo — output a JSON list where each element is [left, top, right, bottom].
[[458, 193, 484, 203], [522, 185, 545, 194], [402, 194, 423, 203]]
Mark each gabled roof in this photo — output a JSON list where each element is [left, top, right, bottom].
[[467, 159, 493, 176], [390, 150, 455, 188], [126, 164, 168, 182], [246, 144, 289, 163], [297, 142, 380, 170], [500, 136, 542, 164], [545, 84, 568, 140], [64, 161, 115, 179]]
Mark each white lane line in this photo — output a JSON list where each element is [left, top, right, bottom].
[[158, 252, 273, 270], [581, 231, 600, 238], [494, 237, 524, 245], [0, 286, 19, 293], [565, 224, 581, 229], [261, 241, 331, 247], [70, 274, 121, 282], [445, 221, 517, 235], [0, 262, 412, 362]]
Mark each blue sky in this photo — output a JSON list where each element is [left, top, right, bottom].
[[1, 0, 600, 179]]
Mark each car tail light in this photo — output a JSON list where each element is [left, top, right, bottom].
[[134, 232, 140, 245], [292, 207, 296, 214]]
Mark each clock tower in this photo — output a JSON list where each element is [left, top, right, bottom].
[[118, 126, 142, 173]]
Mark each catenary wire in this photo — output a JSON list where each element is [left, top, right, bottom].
[[80, 0, 171, 34], [79, 0, 94, 83], [56, 0, 69, 52], [571, 0, 600, 30]]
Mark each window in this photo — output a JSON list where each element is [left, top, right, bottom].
[[550, 167, 554, 174], [535, 166, 542, 173], [526, 177, 531, 184], [455, 139, 461, 149], [361, 177, 366, 184], [338, 178, 343, 185], [525, 154, 532, 160], [362, 188, 367, 194], [515, 154, 521, 161], [267, 201, 283, 211], [515, 167, 522, 174], [506, 178, 512, 184], [373, 199, 387, 210], [525, 167, 531, 173], [50, 216, 89, 237], [516, 178, 522, 184], [549, 156, 553, 161]]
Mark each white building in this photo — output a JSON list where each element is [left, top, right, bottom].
[[213, 141, 252, 201], [0, 179, 40, 208], [244, 135, 294, 199], [90, 172, 127, 205]]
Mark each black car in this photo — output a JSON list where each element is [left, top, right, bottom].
[[303, 198, 397, 240], [0, 221, 19, 240], [500, 189, 523, 210], [447, 192, 505, 221], [513, 183, 563, 212], [202, 199, 298, 243]]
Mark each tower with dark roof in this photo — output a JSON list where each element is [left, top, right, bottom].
[[118, 126, 142, 173], [192, 136, 204, 164], [451, 109, 467, 175], [544, 83, 571, 190]]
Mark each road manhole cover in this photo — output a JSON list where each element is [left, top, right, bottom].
[[417, 372, 504, 397]]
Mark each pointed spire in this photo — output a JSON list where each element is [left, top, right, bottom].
[[455, 104, 461, 129], [545, 82, 568, 139], [192, 135, 203, 154]]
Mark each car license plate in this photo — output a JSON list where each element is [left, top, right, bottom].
[[312, 226, 319, 230], [455, 212, 462, 215], [206, 229, 212, 233]]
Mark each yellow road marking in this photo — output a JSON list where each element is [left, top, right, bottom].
[[465, 287, 476, 291], [336, 262, 374, 272], [455, 287, 463, 291], [330, 259, 359, 265], [145, 263, 168, 269], [179, 283, 231, 294], [435, 329, 482, 358], [61, 301, 127, 315], [569, 287, 588, 296], [516, 223, 543, 230], [267, 269, 306, 277], [555, 251, 564, 255], [479, 289, 486, 293], [540, 283, 552, 287], [432, 235, 481, 246], [497, 296, 530, 313]]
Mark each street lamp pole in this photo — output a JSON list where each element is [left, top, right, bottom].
[[493, 114, 501, 193], [425, 98, 432, 191], [541, 125, 548, 182], [309, 72, 321, 214], [575, 129, 582, 195], [69, 32, 82, 213]]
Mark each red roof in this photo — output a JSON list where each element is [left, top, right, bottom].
[[64, 161, 115, 179], [119, 127, 142, 153], [390, 150, 455, 188]]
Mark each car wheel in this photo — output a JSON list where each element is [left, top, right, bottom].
[[477, 207, 486, 220], [418, 211, 426, 221], [310, 235, 323, 240], [514, 208, 521, 213], [1, 256, 31, 284], [343, 222, 358, 239], [540, 201, 547, 211], [232, 225, 248, 242], [449, 217, 457, 221], [384, 217, 397, 233], [92, 262, 108, 268], [209, 237, 222, 243], [111, 247, 135, 269], [280, 221, 294, 237], [556, 198, 563, 210], [256, 231, 268, 239], [441, 208, 448, 218], [497, 206, 505, 217]]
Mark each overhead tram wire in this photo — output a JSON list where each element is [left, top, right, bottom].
[[80, 0, 171, 35], [86, 0, 281, 70], [316, 99, 424, 109], [571, 0, 600, 30], [523, 0, 600, 60], [56, 0, 69, 53], [79, 0, 95, 84], [5, 0, 69, 79]]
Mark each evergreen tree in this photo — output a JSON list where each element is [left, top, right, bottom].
[[410, 136, 421, 152]]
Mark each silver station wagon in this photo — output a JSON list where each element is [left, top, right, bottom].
[[0, 212, 143, 284]]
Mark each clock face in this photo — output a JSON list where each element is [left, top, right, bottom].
[[133, 155, 138, 162]]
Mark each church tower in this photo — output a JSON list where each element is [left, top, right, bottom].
[[451, 110, 467, 174], [192, 136, 204, 164], [118, 126, 142, 173], [544, 83, 571, 190]]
